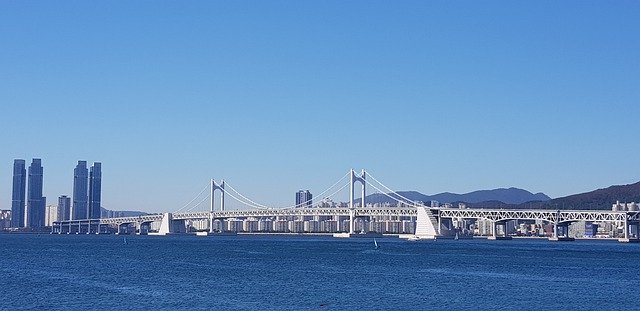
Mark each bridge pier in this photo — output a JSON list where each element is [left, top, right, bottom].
[[549, 222, 574, 241], [487, 221, 512, 240], [618, 218, 640, 242]]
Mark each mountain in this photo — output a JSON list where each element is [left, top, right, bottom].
[[519, 181, 640, 210], [360, 188, 550, 206]]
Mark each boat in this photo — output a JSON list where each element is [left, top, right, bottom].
[[455, 232, 459, 240], [374, 238, 380, 250], [123, 237, 128, 245]]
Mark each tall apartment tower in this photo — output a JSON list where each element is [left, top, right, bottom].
[[295, 190, 313, 208], [10, 159, 27, 228], [58, 195, 71, 221], [27, 158, 45, 228], [72, 161, 88, 220], [88, 162, 102, 219]]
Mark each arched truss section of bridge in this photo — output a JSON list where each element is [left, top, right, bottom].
[[438, 208, 639, 224]]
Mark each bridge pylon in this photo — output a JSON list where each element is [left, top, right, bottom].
[[349, 169, 366, 234], [209, 179, 225, 233]]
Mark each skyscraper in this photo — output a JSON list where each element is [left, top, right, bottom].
[[27, 158, 45, 228], [11, 159, 26, 228], [58, 195, 71, 221], [72, 161, 88, 220], [88, 162, 102, 219], [295, 190, 313, 208]]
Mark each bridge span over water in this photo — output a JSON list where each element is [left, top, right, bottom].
[[53, 207, 640, 243], [51, 169, 640, 243]]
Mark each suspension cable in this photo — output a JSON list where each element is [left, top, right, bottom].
[[185, 193, 212, 212], [220, 186, 270, 209], [279, 182, 350, 210], [365, 171, 422, 207], [221, 170, 351, 210], [364, 178, 419, 207], [223, 182, 271, 209], [174, 182, 210, 213]]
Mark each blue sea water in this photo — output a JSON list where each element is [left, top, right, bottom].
[[1, 234, 639, 310]]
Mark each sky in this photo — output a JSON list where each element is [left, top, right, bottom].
[[1, 1, 639, 213]]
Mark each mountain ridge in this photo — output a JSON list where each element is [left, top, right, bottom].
[[362, 181, 640, 210], [359, 187, 550, 206]]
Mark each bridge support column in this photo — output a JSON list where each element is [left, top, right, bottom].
[[487, 221, 512, 240], [492, 221, 497, 239], [550, 222, 574, 241], [349, 209, 355, 234], [348, 169, 366, 235], [618, 218, 635, 243], [209, 213, 215, 234], [149, 213, 174, 235]]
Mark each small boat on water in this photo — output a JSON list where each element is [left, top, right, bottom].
[[374, 238, 380, 250]]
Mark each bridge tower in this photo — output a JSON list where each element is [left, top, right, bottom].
[[349, 169, 366, 234], [209, 179, 225, 233]]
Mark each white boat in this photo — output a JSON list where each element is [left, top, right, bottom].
[[374, 238, 380, 249]]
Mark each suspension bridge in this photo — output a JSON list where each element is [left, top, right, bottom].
[[52, 169, 640, 243]]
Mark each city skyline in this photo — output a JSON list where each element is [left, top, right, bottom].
[[1, 1, 639, 213], [8, 158, 102, 227]]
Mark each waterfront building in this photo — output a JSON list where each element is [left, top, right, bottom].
[[45, 205, 58, 227], [386, 220, 402, 233], [613, 201, 639, 211], [186, 219, 208, 232], [27, 159, 45, 228], [257, 219, 273, 232], [0, 210, 11, 230], [243, 219, 258, 232], [10, 159, 26, 228], [212, 219, 225, 232], [272, 220, 288, 232], [303, 220, 319, 232], [476, 219, 493, 236], [402, 220, 415, 234], [58, 195, 71, 221], [88, 162, 102, 219], [295, 190, 312, 208], [288, 220, 304, 233], [369, 221, 385, 233], [72, 161, 88, 220], [227, 219, 242, 232]]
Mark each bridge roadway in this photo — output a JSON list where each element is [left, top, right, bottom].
[[95, 207, 640, 223], [52, 207, 640, 242]]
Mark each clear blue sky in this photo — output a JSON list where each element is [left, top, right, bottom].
[[1, 1, 638, 213]]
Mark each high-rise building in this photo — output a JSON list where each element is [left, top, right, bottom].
[[11, 159, 26, 228], [88, 162, 102, 219], [27, 158, 45, 228], [72, 161, 88, 220], [58, 195, 71, 221], [45, 205, 58, 227], [295, 190, 313, 208]]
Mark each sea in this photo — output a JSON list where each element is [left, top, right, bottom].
[[1, 234, 639, 310]]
